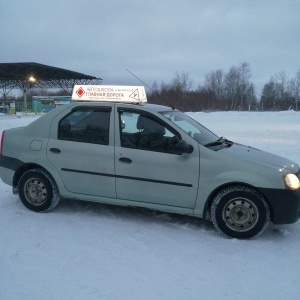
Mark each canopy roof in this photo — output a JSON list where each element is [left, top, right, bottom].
[[0, 62, 103, 96]]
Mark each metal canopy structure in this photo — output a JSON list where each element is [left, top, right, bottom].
[[0, 62, 103, 97]]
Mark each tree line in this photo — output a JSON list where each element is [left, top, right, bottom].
[[2, 62, 299, 112], [148, 62, 300, 112]]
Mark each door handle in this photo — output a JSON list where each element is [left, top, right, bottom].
[[50, 148, 61, 154], [119, 157, 132, 164]]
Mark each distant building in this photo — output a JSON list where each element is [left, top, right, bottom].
[[32, 96, 72, 113]]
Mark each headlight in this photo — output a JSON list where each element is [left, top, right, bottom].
[[283, 174, 300, 190]]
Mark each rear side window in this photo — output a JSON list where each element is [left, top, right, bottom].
[[58, 108, 110, 145]]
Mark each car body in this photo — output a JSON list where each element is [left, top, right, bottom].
[[1, 85, 300, 239]]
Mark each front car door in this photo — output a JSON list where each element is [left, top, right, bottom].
[[114, 106, 200, 209]]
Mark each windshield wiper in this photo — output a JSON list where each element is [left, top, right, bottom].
[[204, 137, 233, 148]]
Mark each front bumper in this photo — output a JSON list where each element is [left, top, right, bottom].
[[258, 187, 300, 224]]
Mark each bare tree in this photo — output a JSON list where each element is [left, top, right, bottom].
[[261, 80, 277, 110], [204, 69, 224, 103], [289, 69, 300, 111], [271, 71, 289, 109], [245, 83, 257, 110], [224, 66, 240, 110], [170, 72, 193, 110], [172, 71, 193, 93], [224, 62, 252, 111], [203, 62, 254, 111], [237, 62, 252, 110], [151, 80, 159, 93]]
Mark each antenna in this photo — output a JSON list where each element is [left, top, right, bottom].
[[126, 69, 175, 110]]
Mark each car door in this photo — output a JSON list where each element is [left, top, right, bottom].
[[114, 107, 200, 208], [47, 105, 116, 198]]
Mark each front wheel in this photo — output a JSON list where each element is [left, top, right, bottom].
[[18, 169, 60, 212], [210, 186, 270, 239]]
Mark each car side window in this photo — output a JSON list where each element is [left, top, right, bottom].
[[58, 108, 110, 145], [119, 111, 179, 153]]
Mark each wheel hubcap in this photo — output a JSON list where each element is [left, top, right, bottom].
[[24, 178, 47, 205], [223, 198, 258, 232]]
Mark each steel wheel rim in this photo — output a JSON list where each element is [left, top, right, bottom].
[[222, 197, 259, 232], [24, 178, 47, 206]]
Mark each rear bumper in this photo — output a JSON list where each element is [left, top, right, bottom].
[[0, 154, 23, 171], [0, 155, 23, 186], [0, 166, 15, 186], [258, 187, 300, 224]]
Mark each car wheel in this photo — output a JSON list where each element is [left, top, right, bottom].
[[18, 169, 60, 212], [210, 185, 270, 239]]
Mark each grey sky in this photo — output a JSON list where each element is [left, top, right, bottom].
[[1, 0, 300, 95]]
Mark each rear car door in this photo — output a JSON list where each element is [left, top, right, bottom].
[[47, 104, 116, 198]]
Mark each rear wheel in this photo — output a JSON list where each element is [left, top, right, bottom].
[[210, 186, 270, 239], [18, 169, 60, 212]]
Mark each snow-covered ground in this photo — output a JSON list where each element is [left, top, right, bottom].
[[1, 111, 300, 300]]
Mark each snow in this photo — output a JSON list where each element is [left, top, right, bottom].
[[1, 111, 300, 300]]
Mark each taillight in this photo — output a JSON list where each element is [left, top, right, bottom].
[[0, 131, 5, 155]]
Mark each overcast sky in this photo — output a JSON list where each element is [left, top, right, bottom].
[[1, 0, 300, 95]]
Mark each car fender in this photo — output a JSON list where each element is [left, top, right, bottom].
[[194, 168, 284, 217], [14, 151, 69, 197]]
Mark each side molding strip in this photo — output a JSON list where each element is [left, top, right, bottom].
[[61, 168, 192, 187]]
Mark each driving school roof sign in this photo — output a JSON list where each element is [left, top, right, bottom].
[[72, 85, 147, 103]]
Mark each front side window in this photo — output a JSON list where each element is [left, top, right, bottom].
[[119, 110, 179, 153], [58, 107, 110, 145]]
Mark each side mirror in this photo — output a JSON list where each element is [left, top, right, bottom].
[[172, 139, 194, 155]]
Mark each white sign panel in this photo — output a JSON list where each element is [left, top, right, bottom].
[[72, 85, 147, 103]]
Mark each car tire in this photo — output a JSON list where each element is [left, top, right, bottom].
[[18, 169, 60, 212], [210, 185, 270, 239]]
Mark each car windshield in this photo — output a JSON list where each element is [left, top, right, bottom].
[[159, 111, 219, 146]]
